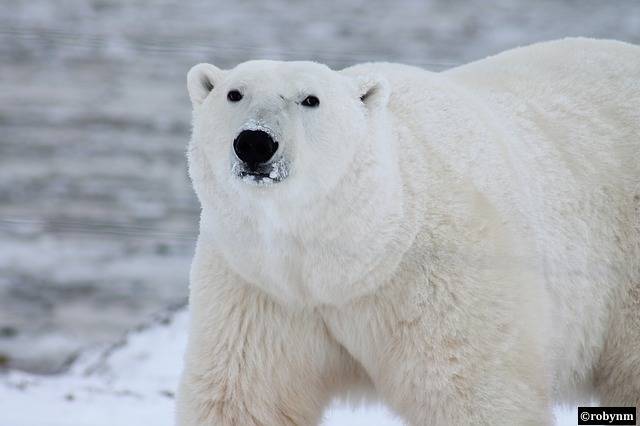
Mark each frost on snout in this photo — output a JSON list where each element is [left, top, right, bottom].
[[231, 120, 290, 185]]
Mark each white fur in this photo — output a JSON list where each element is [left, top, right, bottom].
[[177, 38, 640, 425]]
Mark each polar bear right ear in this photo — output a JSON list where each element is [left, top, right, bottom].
[[354, 74, 390, 110], [187, 63, 224, 106]]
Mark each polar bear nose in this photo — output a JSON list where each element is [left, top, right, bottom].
[[233, 130, 279, 167]]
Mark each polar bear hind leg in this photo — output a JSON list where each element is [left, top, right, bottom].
[[594, 192, 640, 406], [594, 280, 640, 407]]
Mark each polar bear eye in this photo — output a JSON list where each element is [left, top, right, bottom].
[[301, 95, 320, 108], [227, 90, 243, 102]]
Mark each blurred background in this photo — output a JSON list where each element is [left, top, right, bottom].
[[1, 0, 639, 378]]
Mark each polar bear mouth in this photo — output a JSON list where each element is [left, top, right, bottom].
[[231, 157, 289, 186]]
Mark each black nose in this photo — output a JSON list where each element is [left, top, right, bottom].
[[233, 130, 279, 166]]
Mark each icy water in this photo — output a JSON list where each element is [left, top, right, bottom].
[[1, 0, 639, 373]]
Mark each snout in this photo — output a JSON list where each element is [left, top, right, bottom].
[[233, 130, 279, 167]]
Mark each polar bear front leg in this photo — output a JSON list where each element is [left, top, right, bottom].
[[374, 319, 554, 426], [176, 251, 356, 426], [323, 272, 554, 426]]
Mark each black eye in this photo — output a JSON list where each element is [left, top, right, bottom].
[[227, 90, 243, 102], [301, 95, 319, 107]]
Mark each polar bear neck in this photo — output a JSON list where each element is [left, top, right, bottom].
[[198, 125, 414, 307]]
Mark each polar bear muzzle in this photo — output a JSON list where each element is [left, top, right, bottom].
[[231, 129, 288, 185], [233, 129, 279, 168]]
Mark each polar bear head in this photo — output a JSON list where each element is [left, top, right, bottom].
[[187, 60, 403, 305], [187, 60, 390, 203]]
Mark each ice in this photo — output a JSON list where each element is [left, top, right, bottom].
[[240, 119, 280, 141], [268, 157, 290, 181]]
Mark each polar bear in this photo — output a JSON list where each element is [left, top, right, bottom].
[[176, 38, 640, 426]]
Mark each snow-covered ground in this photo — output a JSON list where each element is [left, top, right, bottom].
[[0, 308, 578, 426]]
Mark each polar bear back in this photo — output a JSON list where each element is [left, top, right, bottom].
[[343, 37, 639, 264], [342, 38, 639, 398], [446, 37, 640, 186], [443, 37, 639, 268]]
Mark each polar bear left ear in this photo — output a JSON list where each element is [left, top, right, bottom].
[[187, 63, 224, 106], [354, 74, 390, 110]]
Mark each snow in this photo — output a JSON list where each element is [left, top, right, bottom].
[[0, 310, 403, 426], [1, 308, 578, 426]]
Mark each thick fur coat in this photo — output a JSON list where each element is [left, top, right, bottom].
[[176, 38, 640, 425]]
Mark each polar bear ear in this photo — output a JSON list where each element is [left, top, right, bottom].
[[354, 74, 390, 110], [187, 63, 224, 106]]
